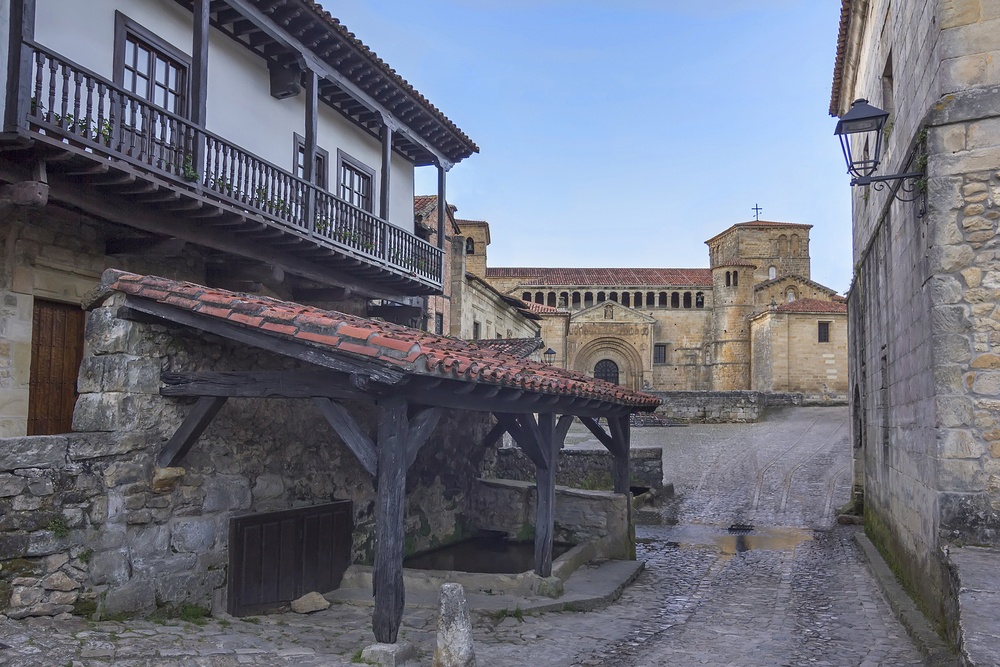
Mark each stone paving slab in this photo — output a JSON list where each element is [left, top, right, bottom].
[[947, 545, 1000, 667]]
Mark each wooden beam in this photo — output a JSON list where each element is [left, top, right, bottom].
[[482, 421, 507, 449], [121, 295, 407, 384], [4, 0, 34, 133], [404, 406, 442, 470], [533, 413, 557, 577], [436, 164, 446, 249], [372, 396, 408, 643], [105, 237, 186, 257], [157, 396, 227, 467], [609, 415, 631, 495], [160, 370, 363, 400], [379, 119, 392, 220], [313, 397, 377, 477], [579, 416, 614, 450], [191, 0, 209, 173]]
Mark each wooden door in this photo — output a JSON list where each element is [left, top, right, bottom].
[[228, 501, 353, 616], [27, 299, 85, 435]]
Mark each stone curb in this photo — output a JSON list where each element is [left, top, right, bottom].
[[853, 531, 958, 667]]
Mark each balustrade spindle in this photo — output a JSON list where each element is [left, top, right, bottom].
[[32, 52, 44, 119], [95, 82, 106, 146], [71, 71, 82, 137], [59, 64, 70, 130], [45, 58, 57, 124], [84, 78, 94, 141]]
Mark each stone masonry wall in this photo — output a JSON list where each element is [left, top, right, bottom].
[[0, 294, 493, 619], [484, 447, 663, 491]]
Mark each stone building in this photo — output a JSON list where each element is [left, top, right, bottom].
[[831, 0, 1000, 641], [484, 220, 848, 398]]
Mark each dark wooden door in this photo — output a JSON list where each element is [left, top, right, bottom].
[[594, 359, 619, 385], [28, 299, 85, 435], [228, 501, 353, 616]]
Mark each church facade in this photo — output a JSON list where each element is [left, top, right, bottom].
[[479, 221, 848, 398]]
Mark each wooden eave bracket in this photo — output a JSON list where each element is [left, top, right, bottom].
[[157, 395, 228, 467]]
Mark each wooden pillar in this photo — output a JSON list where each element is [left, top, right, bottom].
[[379, 117, 392, 220], [303, 69, 318, 228], [372, 396, 408, 644], [436, 163, 446, 249], [533, 412, 557, 577], [189, 0, 209, 178], [608, 415, 631, 494], [5, 0, 35, 133]]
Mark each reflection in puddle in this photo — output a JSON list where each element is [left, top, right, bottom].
[[651, 524, 813, 554]]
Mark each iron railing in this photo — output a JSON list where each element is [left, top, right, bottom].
[[23, 40, 443, 287]]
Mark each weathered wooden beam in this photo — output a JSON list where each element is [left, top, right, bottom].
[[579, 416, 614, 450], [482, 421, 507, 449], [313, 397, 377, 477], [372, 396, 408, 643], [157, 396, 227, 467], [160, 370, 362, 399], [609, 415, 631, 495], [404, 406, 442, 471], [534, 413, 557, 577], [122, 296, 407, 384]]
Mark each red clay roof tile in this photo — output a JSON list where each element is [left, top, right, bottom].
[[774, 298, 848, 314], [100, 270, 659, 411], [486, 268, 714, 288]]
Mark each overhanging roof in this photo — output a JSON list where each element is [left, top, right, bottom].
[[92, 270, 659, 415]]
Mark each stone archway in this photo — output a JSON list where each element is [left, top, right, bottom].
[[594, 359, 620, 384], [573, 338, 644, 390]]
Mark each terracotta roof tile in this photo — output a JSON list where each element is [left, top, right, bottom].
[[100, 270, 659, 411], [467, 338, 544, 359], [486, 268, 714, 288], [775, 298, 848, 314], [524, 301, 565, 314]]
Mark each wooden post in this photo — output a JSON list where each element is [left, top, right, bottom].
[[608, 415, 631, 495], [5, 0, 35, 133], [303, 69, 318, 230], [190, 0, 209, 183], [372, 396, 408, 644], [533, 412, 556, 577], [379, 117, 392, 221], [436, 163, 446, 250]]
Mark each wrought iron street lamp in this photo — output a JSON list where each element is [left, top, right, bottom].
[[834, 98, 922, 200], [543, 348, 556, 366]]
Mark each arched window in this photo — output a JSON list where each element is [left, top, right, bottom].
[[786, 288, 796, 302], [594, 359, 620, 385], [572, 292, 581, 309], [534, 292, 544, 304], [622, 293, 631, 307], [547, 292, 557, 307], [597, 292, 606, 303], [777, 234, 788, 256], [584, 292, 594, 307], [671, 292, 680, 308], [658, 292, 667, 307], [732, 271, 738, 287], [768, 266, 776, 280], [791, 234, 800, 255], [522, 292, 532, 302], [683, 292, 692, 308], [695, 292, 705, 308], [725, 271, 731, 287], [609, 291, 619, 303], [647, 291, 656, 307], [558, 292, 568, 307], [465, 238, 475, 254]]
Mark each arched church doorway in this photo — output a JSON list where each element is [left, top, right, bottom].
[[594, 359, 619, 385]]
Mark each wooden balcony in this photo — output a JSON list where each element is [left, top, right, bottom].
[[3, 41, 443, 297]]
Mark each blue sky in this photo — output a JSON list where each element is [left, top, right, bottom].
[[331, 1, 853, 293]]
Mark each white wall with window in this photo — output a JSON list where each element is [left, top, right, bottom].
[[32, 0, 416, 232]]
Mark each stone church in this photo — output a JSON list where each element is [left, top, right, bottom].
[[477, 220, 848, 398]]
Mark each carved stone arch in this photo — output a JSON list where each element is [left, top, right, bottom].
[[573, 337, 645, 391]]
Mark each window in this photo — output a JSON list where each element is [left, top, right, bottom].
[[293, 133, 329, 189], [683, 292, 692, 308], [434, 313, 443, 335], [732, 271, 738, 287], [337, 150, 376, 212], [787, 288, 797, 302], [465, 238, 475, 254], [725, 271, 731, 287], [768, 266, 777, 280], [695, 292, 704, 308], [472, 321, 481, 339], [818, 321, 831, 343], [594, 359, 619, 385], [654, 344, 667, 365], [671, 292, 679, 308], [114, 13, 190, 116]]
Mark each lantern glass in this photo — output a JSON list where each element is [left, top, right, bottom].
[[834, 99, 890, 183]]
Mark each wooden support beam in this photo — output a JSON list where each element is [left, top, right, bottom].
[[372, 396, 408, 644], [191, 0, 209, 175], [609, 415, 631, 495], [404, 406, 442, 470], [160, 370, 364, 399], [313, 397, 377, 477], [533, 413, 557, 577], [482, 421, 507, 449], [579, 416, 614, 450], [157, 396, 227, 467]]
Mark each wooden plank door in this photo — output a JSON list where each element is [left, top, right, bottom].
[[228, 501, 353, 616], [27, 299, 85, 435]]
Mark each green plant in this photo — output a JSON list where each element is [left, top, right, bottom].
[[181, 154, 200, 182], [489, 607, 526, 623], [178, 603, 209, 625], [242, 616, 260, 624], [47, 517, 70, 538], [78, 549, 93, 564]]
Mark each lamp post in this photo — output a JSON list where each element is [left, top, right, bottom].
[[834, 98, 923, 202], [543, 348, 556, 366]]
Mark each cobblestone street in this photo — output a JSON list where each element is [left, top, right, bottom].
[[0, 406, 930, 666]]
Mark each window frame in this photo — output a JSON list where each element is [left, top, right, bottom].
[[337, 149, 376, 213], [818, 321, 831, 343], [653, 344, 668, 365], [293, 133, 330, 189], [113, 12, 191, 117]]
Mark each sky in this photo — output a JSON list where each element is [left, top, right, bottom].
[[329, 1, 853, 293]]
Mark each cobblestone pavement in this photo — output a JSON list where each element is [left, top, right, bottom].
[[0, 406, 928, 666]]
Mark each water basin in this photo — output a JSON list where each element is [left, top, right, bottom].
[[403, 532, 574, 575]]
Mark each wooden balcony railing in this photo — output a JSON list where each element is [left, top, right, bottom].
[[22, 40, 443, 288]]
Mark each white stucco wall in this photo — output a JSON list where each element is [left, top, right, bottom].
[[32, 0, 415, 231]]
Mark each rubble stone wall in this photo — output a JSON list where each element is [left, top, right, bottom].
[[0, 293, 493, 619], [484, 447, 663, 491]]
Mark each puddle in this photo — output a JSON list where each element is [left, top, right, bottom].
[[643, 524, 813, 554], [402, 532, 574, 574]]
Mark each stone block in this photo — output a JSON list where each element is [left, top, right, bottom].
[[102, 577, 155, 617], [433, 583, 476, 667], [0, 473, 26, 497], [170, 517, 216, 553], [0, 436, 67, 471], [972, 371, 1000, 395], [68, 432, 148, 461], [291, 591, 330, 614], [103, 463, 147, 488], [938, 396, 975, 427], [88, 548, 131, 586], [42, 571, 80, 591], [252, 473, 285, 500], [129, 524, 170, 560], [939, 458, 986, 492], [361, 642, 415, 667], [202, 476, 251, 512], [85, 308, 140, 355], [930, 244, 975, 272], [77, 355, 160, 394]]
